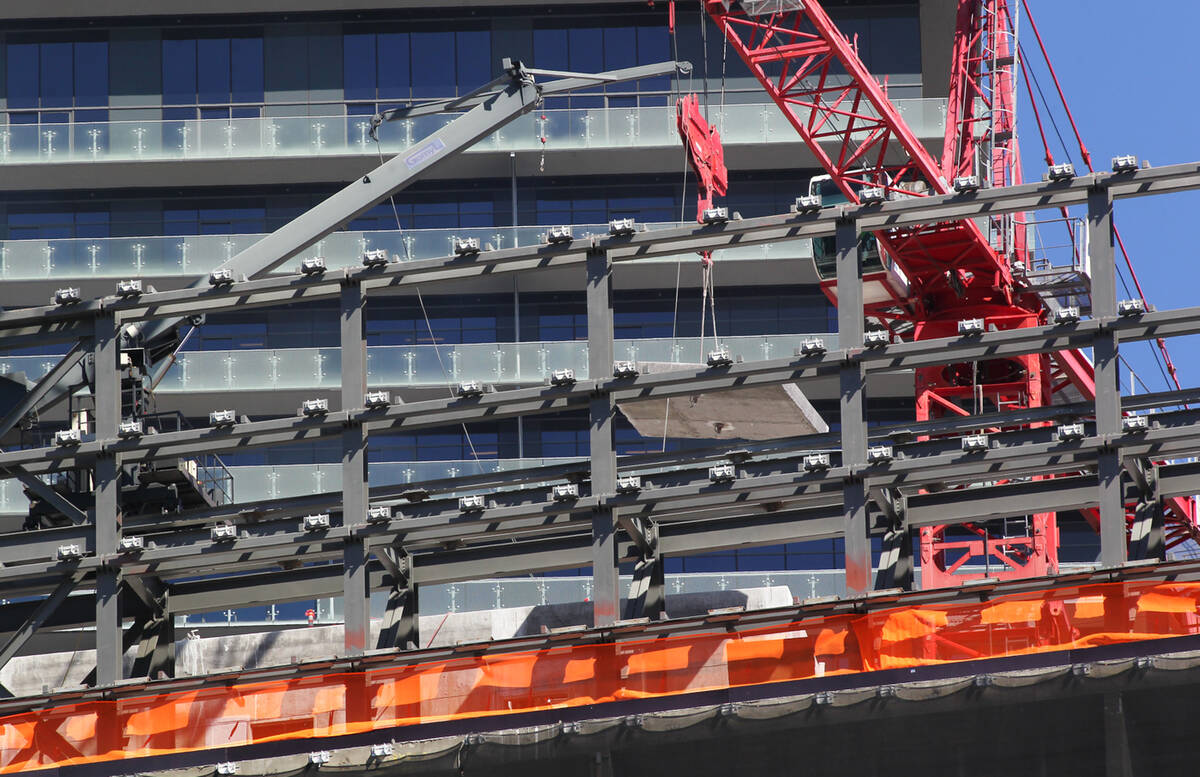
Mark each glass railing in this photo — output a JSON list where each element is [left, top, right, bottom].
[[0, 99, 946, 166], [228, 457, 585, 503], [0, 222, 815, 281], [0, 458, 578, 515], [152, 333, 836, 392], [1, 333, 835, 392]]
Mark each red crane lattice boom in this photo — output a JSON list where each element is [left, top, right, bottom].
[[701, 0, 1191, 587]]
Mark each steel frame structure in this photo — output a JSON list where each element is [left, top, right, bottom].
[[0, 162, 1199, 700]]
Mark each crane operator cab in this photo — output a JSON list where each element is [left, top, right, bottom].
[[807, 173, 910, 309]]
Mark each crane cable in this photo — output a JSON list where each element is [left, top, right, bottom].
[[1021, 46, 1173, 395], [699, 31, 729, 363], [373, 138, 482, 465], [664, 0, 690, 451], [1021, 0, 1184, 397]]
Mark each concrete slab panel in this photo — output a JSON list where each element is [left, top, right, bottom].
[[618, 361, 829, 440]]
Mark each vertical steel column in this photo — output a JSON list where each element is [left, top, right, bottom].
[[587, 248, 620, 626], [836, 218, 871, 595], [1089, 186, 1125, 567], [341, 279, 370, 655], [93, 312, 122, 686]]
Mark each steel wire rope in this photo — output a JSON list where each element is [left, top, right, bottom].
[[373, 139, 481, 465], [1021, 1, 1184, 400], [1019, 40, 1175, 395], [664, 8, 695, 451]]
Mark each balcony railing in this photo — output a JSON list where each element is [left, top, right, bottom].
[[0, 100, 947, 166], [2, 334, 835, 392], [0, 222, 814, 281]]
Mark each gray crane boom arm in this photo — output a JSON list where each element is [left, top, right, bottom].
[[134, 58, 684, 353]]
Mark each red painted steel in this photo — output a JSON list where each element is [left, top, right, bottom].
[[676, 93, 729, 222], [701, 0, 1172, 586]]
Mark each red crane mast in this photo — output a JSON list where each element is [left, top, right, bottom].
[[703, 0, 1193, 586]]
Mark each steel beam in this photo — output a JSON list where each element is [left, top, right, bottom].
[[1, 163, 1197, 348], [1129, 498, 1165, 562], [837, 218, 871, 596], [340, 280, 370, 656], [92, 312, 122, 687], [125, 576, 174, 680], [1089, 187, 1125, 567], [13, 309, 1200, 478], [0, 571, 84, 676], [588, 249, 619, 627], [0, 341, 87, 439], [1, 466, 87, 525], [873, 487, 912, 591], [376, 544, 418, 651]]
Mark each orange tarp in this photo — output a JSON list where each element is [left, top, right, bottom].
[[3, 579, 1199, 774]]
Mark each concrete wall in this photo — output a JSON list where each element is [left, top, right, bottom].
[[1, 585, 791, 697]]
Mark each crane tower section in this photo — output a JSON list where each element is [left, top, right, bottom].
[[705, 0, 1087, 585]]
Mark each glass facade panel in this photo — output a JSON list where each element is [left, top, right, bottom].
[[377, 31, 410, 102], [6, 42, 39, 109], [162, 38, 197, 106], [410, 30, 454, 99], [231, 37, 264, 104], [343, 31, 376, 102], [196, 38, 231, 105]]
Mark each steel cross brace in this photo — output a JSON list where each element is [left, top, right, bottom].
[[0, 570, 86, 694], [124, 575, 175, 680], [375, 543, 419, 651], [620, 514, 665, 621]]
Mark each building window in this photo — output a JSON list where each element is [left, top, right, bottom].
[[5, 36, 109, 121], [162, 32, 264, 118]]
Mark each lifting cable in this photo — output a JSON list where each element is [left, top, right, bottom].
[[1020, 0, 1184, 397], [665, 1, 690, 451], [372, 139, 482, 464], [698, 16, 730, 363]]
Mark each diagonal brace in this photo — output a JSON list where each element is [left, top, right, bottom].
[[376, 544, 419, 650], [0, 570, 86, 676], [0, 342, 88, 440], [3, 465, 88, 525]]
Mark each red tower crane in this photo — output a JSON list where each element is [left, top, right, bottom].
[[703, 0, 1195, 586]]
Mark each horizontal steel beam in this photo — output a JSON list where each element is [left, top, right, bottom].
[[2, 162, 1198, 346], [8, 304, 1200, 479]]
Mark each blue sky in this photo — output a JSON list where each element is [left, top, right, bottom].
[[1017, 1, 1200, 392]]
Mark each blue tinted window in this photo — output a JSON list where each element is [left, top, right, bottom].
[[74, 41, 108, 106], [568, 28, 602, 81], [163, 208, 199, 236], [459, 199, 492, 228], [377, 32, 410, 102], [231, 37, 264, 104], [197, 38, 230, 104], [410, 31, 452, 99], [410, 197, 451, 227], [604, 27, 637, 72], [39, 42, 73, 108], [6, 43, 38, 109], [532, 29, 568, 72], [455, 30, 490, 93], [636, 26, 671, 91], [344, 32, 376, 101], [162, 38, 197, 105], [75, 210, 110, 239]]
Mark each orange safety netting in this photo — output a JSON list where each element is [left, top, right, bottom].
[[3, 578, 1199, 773]]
